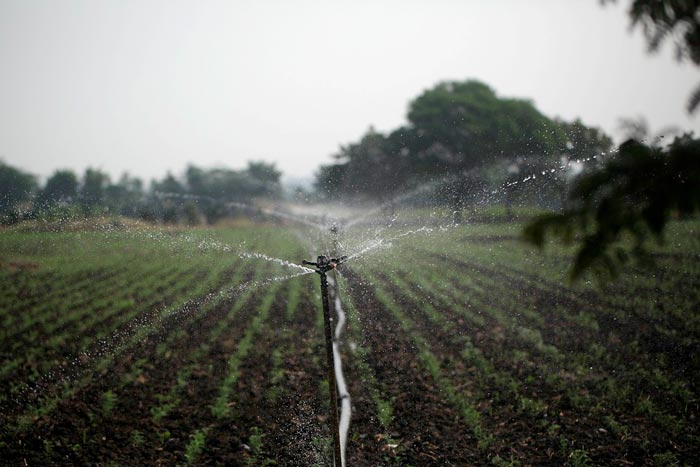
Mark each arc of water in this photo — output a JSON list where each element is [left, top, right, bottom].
[[154, 191, 218, 203], [224, 201, 325, 230], [118, 233, 276, 273], [343, 172, 464, 228], [339, 151, 616, 231], [238, 250, 316, 274], [496, 151, 613, 193], [173, 235, 316, 274], [343, 225, 447, 264]]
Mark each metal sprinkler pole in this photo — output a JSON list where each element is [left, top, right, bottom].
[[320, 270, 341, 466], [302, 255, 346, 467]]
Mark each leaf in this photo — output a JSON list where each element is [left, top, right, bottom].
[[522, 213, 573, 247], [687, 82, 700, 114], [523, 136, 700, 284]]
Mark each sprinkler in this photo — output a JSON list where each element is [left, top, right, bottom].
[[301, 254, 347, 466]]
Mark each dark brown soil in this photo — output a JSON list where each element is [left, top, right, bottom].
[[2, 259, 698, 466]]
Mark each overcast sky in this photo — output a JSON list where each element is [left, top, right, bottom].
[[1, 0, 698, 184]]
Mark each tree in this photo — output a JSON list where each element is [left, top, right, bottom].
[[245, 161, 282, 198], [150, 172, 186, 223], [340, 127, 407, 199], [525, 1, 700, 283], [185, 163, 282, 201], [558, 118, 614, 160], [105, 173, 144, 216], [524, 135, 700, 282], [0, 161, 37, 214], [604, 0, 700, 113], [246, 161, 281, 184], [314, 80, 606, 204], [407, 80, 567, 171], [79, 168, 110, 210], [314, 163, 348, 200], [185, 165, 207, 195], [37, 170, 78, 207], [153, 172, 185, 195], [500, 118, 614, 211]]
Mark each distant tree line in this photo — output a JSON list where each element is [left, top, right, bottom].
[[0, 161, 282, 225], [315, 79, 613, 209]]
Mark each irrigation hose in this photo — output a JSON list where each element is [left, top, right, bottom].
[[320, 272, 343, 466]]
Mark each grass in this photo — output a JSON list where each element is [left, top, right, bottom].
[[184, 429, 207, 464], [100, 390, 117, 415]]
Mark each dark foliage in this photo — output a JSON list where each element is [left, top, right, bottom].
[[36, 170, 79, 207], [0, 162, 37, 218], [316, 80, 611, 203], [0, 160, 282, 226], [524, 135, 700, 282]]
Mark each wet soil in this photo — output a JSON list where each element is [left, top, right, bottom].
[[2, 260, 698, 466]]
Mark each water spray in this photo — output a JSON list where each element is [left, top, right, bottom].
[[301, 254, 347, 467]]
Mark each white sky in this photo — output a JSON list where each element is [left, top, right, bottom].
[[1, 0, 698, 184]]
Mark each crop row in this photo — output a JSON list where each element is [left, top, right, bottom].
[[2, 222, 698, 465], [1, 227, 338, 465], [339, 223, 698, 464]]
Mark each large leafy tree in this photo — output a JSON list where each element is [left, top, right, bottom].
[[315, 80, 604, 202], [407, 80, 567, 171]]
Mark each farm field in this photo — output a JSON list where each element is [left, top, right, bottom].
[[1, 216, 699, 466]]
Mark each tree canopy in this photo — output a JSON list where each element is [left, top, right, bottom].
[[316, 79, 611, 202], [407, 80, 567, 170]]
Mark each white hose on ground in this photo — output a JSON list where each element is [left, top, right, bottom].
[[328, 274, 350, 467]]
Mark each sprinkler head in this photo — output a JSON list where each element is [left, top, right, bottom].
[[302, 255, 347, 274]]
